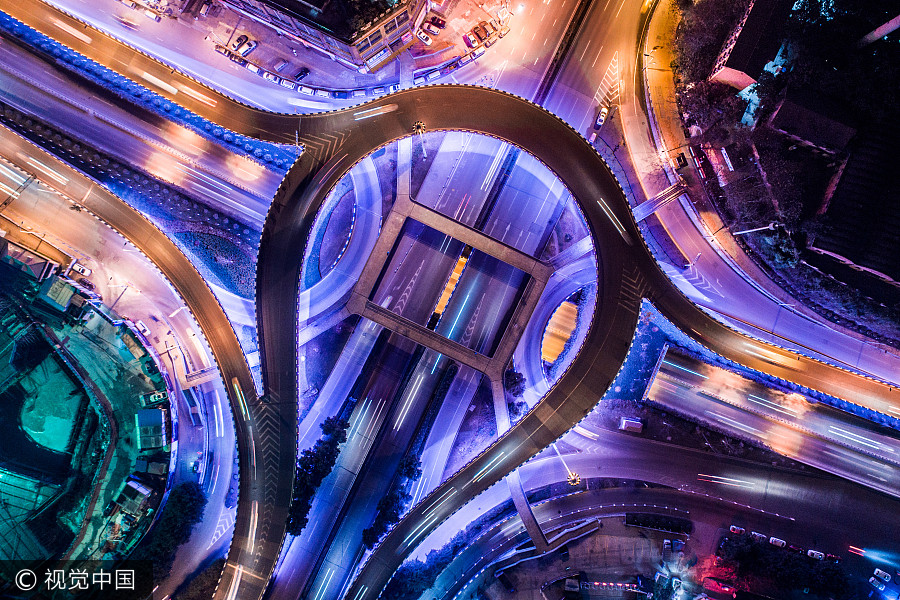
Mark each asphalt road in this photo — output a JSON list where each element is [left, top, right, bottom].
[[6, 3, 900, 598]]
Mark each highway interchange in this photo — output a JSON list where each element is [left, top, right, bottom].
[[1, 0, 899, 599]]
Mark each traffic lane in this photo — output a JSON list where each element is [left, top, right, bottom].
[[649, 374, 900, 496], [482, 153, 573, 256], [0, 36, 284, 195], [0, 42, 278, 223], [659, 352, 900, 467], [417, 134, 510, 227], [370, 220, 465, 325], [303, 337, 430, 600], [435, 249, 529, 355]]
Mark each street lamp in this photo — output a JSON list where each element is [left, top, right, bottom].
[[412, 121, 427, 158], [733, 222, 776, 236]]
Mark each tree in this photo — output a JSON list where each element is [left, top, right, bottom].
[[503, 369, 526, 398], [131, 482, 207, 579]]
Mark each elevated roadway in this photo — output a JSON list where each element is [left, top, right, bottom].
[[3, 4, 899, 598]]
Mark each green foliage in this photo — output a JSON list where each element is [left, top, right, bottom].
[[131, 482, 207, 580], [503, 369, 526, 398], [673, 0, 752, 84], [718, 536, 851, 598], [286, 417, 350, 535], [362, 456, 422, 549], [678, 80, 746, 131], [177, 558, 226, 600]]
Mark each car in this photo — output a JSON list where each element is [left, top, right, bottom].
[[71, 262, 92, 276], [332, 90, 349, 99], [230, 54, 247, 66], [422, 22, 440, 36], [114, 13, 139, 28], [279, 79, 297, 90], [769, 537, 786, 548], [594, 106, 609, 129], [471, 46, 485, 58], [192, 460, 201, 473], [482, 19, 497, 34], [198, 0, 211, 16], [874, 569, 892, 583], [415, 29, 432, 45], [807, 550, 825, 560], [143, 9, 161, 21], [750, 531, 767, 542], [77, 277, 95, 290], [239, 40, 257, 56], [825, 553, 841, 563], [245, 63, 261, 74], [262, 71, 280, 84], [231, 34, 248, 51], [473, 24, 489, 42], [430, 15, 446, 28], [295, 66, 310, 80], [463, 32, 480, 48], [870, 577, 886, 592], [135, 320, 151, 338], [351, 89, 367, 98], [729, 525, 745, 535], [273, 58, 288, 72]]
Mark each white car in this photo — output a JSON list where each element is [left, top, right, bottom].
[[870, 577, 886, 592], [769, 537, 786, 548], [70, 262, 92, 277], [807, 550, 824, 560], [728, 525, 745, 535], [422, 22, 439, 36], [874, 569, 892, 583], [416, 29, 432, 45]]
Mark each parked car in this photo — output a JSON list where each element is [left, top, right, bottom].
[[143, 9, 161, 21], [422, 21, 440, 36], [874, 569, 892, 583], [231, 34, 247, 51], [77, 277, 95, 290], [239, 40, 257, 56], [463, 32, 480, 48], [473, 24, 489, 42], [769, 537, 787, 548], [825, 553, 841, 563], [198, 0, 211, 17], [787, 544, 804, 554], [594, 106, 609, 128], [729, 525, 745, 535], [71, 262, 92, 276], [262, 71, 280, 84], [415, 29, 432, 45], [272, 58, 288, 72], [135, 320, 151, 338], [230, 55, 247, 66], [430, 15, 446, 28], [750, 531, 767, 542], [481, 19, 497, 34], [807, 550, 825, 560], [295, 66, 310, 80], [870, 577, 886, 592], [279, 79, 297, 90]]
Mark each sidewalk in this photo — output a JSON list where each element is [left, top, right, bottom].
[[637, 0, 900, 358]]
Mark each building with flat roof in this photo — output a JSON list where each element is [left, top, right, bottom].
[[135, 408, 168, 451], [219, 0, 428, 71], [710, 0, 794, 90], [768, 90, 856, 156]]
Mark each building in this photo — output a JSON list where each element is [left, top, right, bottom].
[[135, 408, 168, 451], [219, 0, 429, 72], [809, 127, 900, 289], [710, 0, 794, 90], [768, 90, 856, 156], [116, 478, 153, 517]]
